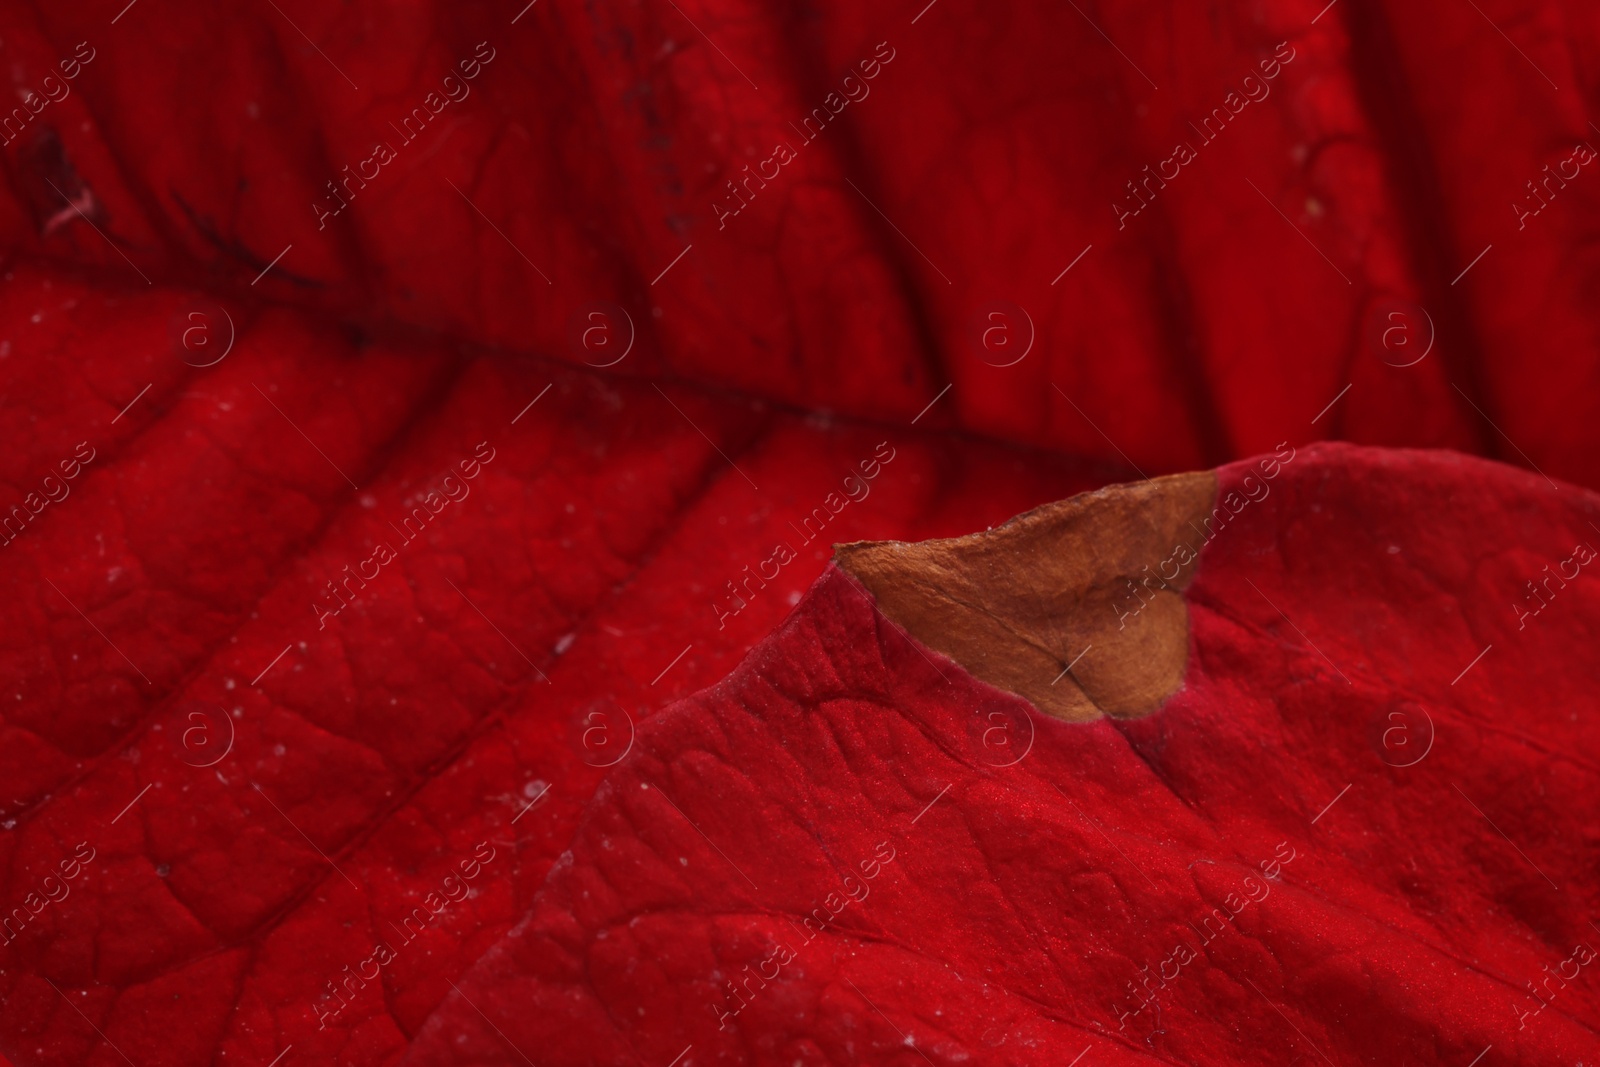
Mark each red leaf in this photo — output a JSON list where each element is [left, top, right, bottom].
[[0, 1, 1593, 1065], [408, 445, 1600, 1065]]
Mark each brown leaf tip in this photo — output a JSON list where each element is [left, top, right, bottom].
[[834, 470, 1219, 722]]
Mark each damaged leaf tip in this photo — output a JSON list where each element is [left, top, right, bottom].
[[834, 469, 1218, 721]]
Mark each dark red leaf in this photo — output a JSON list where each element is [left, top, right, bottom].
[[409, 445, 1600, 1066]]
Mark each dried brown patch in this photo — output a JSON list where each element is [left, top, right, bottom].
[[834, 470, 1217, 721]]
